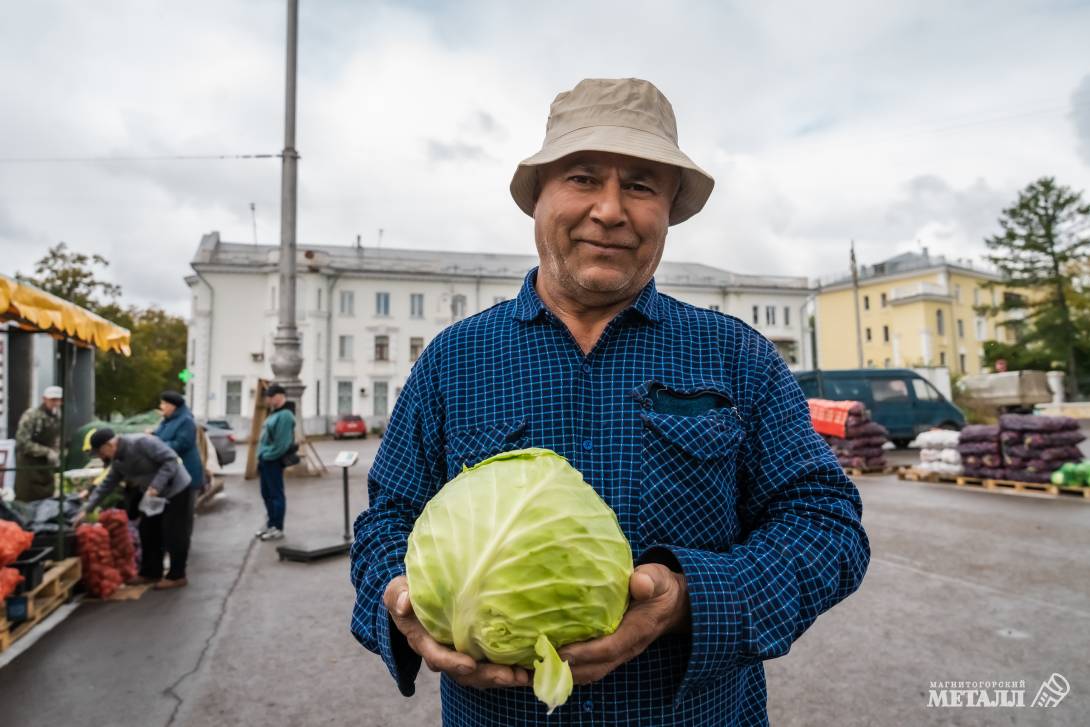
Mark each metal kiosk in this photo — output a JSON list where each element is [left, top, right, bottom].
[[276, 450, 357, 563]]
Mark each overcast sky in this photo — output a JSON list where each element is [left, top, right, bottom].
[[2, 0, 1089, 317]]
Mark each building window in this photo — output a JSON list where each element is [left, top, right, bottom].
[[373, 381, 389, 418], [765, 305, 776, 326], [957, 319, 964, 338], [975, 317, 986, 339], [882, 325, 889, 343], [339, 290, 355, 316], [936, 309, 945, 336], [189, 340, 196, 366], [375, 291, 390, 317], [336, 380, 353, 415], [410, 293, 424, 319], [883, 358, 891, 368], [452, 294, 467, 321], [783, 306, 790, 326], [991, 289, 997, 306], [225, 379, 242, 416], [954, 284, 961, 302], [270, 286, 277, 310], [973, 288, 980, 306], [374, 335, 389, 362], [709, 304, 720, 312], [880, 292, 887, 307], [317, 288, 322, 311], [410, 336, 424, 362], [939, 351, 947, 366], [316, 332, 323, 362], [865, 327, 872, 342], [863, 295, 870, 311], [338, 335, 353, 360], [959, 353, 966, 373], [752, 305, 759, 325]]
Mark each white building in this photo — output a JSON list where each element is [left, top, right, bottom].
[[186, 232, 812, 435]]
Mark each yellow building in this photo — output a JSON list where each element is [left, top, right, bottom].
[[815, 251, 1018, 374]]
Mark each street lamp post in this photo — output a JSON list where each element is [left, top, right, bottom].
[[271, 0, 305, 406]]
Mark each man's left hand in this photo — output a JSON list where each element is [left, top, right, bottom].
[[147, 488, 159, 498], [557, 563, 689, 685]]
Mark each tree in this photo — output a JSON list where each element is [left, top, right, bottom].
[[17, 242, 121, 310], [23, 244, 188, 417], [980, 177, 1090, 398]]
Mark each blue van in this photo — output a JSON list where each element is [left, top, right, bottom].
[[793, 369, 965, 446]]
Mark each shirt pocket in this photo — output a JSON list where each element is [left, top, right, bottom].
[[444, 418, 529, 481], [638, 407, 746, 550]]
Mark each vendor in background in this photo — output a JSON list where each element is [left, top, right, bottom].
[[154, 390, 205, 518], [75, 428, 194, 589], [14, 385, 63, 502]]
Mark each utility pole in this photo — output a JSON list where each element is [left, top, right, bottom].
[[270, 0, 305, 406], [850, 240, 864, 368]]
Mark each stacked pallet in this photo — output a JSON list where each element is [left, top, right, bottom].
[[999, 414, 1086, 484], [0, 558, 81, 653], [958, 425, 1003, 479], [808, 398, 890, 472]]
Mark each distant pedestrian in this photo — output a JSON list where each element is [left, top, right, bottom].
[[76, 429, 194, 589], [14, 386, 63, 502], [255, 383, 295, 541], [154, 390, 204, 535]]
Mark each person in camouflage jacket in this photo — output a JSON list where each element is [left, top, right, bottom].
[[15, 386, 63, 502]]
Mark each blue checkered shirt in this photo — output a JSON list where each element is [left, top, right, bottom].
[[350, 268, 870, 726]]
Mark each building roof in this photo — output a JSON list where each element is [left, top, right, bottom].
[[191, 231, 810, 292], [818, 248, 1003, 291]]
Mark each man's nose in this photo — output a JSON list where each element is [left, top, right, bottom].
[[589, 176, 627, 228]]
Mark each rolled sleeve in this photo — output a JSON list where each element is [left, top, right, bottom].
[[349, 344, 447, 695], [642, 340, 870, 700]]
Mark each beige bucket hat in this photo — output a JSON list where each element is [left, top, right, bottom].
[[510, 78, 714, 225]]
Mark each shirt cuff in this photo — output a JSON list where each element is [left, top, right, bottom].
[[374, 587, 423, 697], [638, 545, 743, 702]]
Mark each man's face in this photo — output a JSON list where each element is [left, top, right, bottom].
[[43, 397, 62, 414], [533, 150, 680, 307], [97, 439, 118, 461], [267, 393, 286, 409]]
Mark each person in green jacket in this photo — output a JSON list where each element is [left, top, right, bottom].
[[256, 383, 295, 541], [14, 386, 63, 502]]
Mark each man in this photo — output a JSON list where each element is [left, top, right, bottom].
[[350, 78, 870, 726], [77, 428, 193, 589], [255, 383, 295, 541], [14, 385, 63, 502]]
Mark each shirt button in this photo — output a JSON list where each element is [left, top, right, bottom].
[[583, 699, 593, 713], [581, 363, 591, 374], [582, 439, 593, 451]]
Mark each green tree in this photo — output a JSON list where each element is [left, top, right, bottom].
[[22, 245, 188, 417], [18, 242, 121, 310], [979, 177, 1090, 397]]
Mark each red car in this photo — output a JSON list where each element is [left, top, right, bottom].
[[333, 414, 367, 439]]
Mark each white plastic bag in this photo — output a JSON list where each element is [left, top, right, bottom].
[[139, 491, 168, 517]]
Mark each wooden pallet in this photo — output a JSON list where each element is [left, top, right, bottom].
[[983, 479, 1058, 496], [897, 467, 959, 484], [1, 558, 81, 653], [845, 465, 895, 477], [954, 475, 986, 487], [1056, 485, 1090, 499]]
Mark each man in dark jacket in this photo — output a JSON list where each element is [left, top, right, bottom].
[[77, 429, 194, 589], [154, 391, 204, 493], [14, 386, 63, 502]]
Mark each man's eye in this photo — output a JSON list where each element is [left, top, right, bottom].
[[569, 175, 594, 185], [626, 183, 654, 193]]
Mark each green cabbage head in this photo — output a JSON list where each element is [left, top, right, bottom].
[[405, 447, 633, 713]]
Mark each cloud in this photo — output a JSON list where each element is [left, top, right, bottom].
[[1073, 74, 1090, 166], [2, 0, 1090, 315]]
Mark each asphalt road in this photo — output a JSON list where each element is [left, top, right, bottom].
[[1, 440, 1087, 726]]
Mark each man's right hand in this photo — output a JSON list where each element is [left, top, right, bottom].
[[383, 576, 531, 690]]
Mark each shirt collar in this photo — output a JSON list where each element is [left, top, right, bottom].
[[512, 267, 663, 325]]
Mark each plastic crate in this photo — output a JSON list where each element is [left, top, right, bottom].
[[32, 531, 77, 559], [5, 594, 29, 623], [12, 547, 53, 594]]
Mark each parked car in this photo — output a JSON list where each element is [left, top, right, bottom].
[[793, 368, 965, 447], [199, 421, 237, 466], [334, 414, 368, 440]]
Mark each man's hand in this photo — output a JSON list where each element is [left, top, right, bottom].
[[146, 488, 159, 498], [46, 450, 60, 467], [71, 510, 86, 525], [558, 563, 689, 685], [383, 576, 531, 690]]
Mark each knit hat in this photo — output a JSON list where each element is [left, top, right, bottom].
[[89, 428, 116, 453], [265, 383, 287, 397], [160, 390, 186, 408]]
